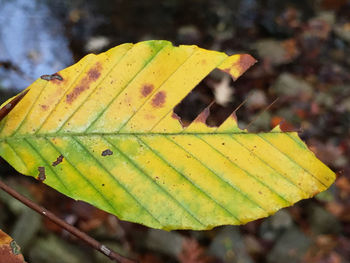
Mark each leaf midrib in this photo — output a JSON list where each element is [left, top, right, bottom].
[[0, 131, 291, 141]]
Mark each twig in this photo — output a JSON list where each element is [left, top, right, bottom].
[[0, 179, 137, 263]]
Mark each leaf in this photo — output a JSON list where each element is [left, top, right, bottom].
[[0, 229, 26, 263], [0, 40, 335, 230]]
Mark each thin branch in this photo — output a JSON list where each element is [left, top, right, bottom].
[[0, 179, 137, 263]]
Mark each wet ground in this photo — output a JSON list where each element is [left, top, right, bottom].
[[0, 0, 350, 262]]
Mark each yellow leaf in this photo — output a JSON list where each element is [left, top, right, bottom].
[[0, 40, 335, 230]]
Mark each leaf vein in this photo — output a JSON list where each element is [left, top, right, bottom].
[[11, 81, 48, 135], [138, 136, 239, 223], [72, 136, 162, 226], [56, 46, 135, 133], [117, 48, 197, 132], [196, 135, 290, 205], [45, 138, 119, 215], [3, 140, 28, 172], [167, 135, 267, 215], [166, 136, 243, 222], [36, 60, 93, 133], [258, 134, 328, 187], [103, 135, 205, 227], [84, 44, 167, 133], [23, 137, 72, 195], [0, 131, 294, 141], [231, 135, 309, 195]]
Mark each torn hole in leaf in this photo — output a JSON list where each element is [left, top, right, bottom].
[[205, 64, 266, 129], [173, 68, 235, 128], [204, 67, 283, 132], [173, 75, 214, 127], [173, 66, 282, 133], [173, 65, 260, 129]]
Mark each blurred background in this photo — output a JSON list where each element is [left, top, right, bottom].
[[0, 0, 349, 262]]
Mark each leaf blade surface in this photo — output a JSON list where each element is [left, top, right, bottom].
[[0, 40, 335, 230]]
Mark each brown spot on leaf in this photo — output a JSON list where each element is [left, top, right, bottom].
[[52, 155, 64, 166], [144, 113, 155, 120], [101, 149, 113, 156], [221, 68, 231, 75], [172, 112, 185, 127], [221, 54, 257, 80], [238, 54, 257, 72], [270, 116, 295, 132], [88, 64, 102, 81], [172, 112, 181, 121], [0, 241, 25, 263], [66, 62, 102, 104], [0, 90, 29, 122], [141, 84, 154, 97], [40, 104, 49, 111], [40, 73, 63, 81], [231, 112, 238, 121], [151, 91, 166, 108], [37, 167, 46, 182]]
